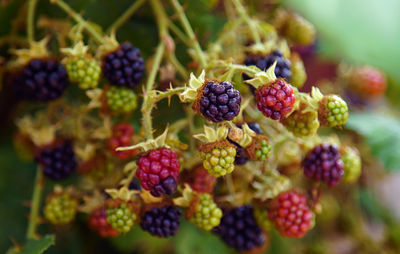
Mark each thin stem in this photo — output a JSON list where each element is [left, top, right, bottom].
[[167, 20, 191, 47], [51, 0, 105, 44], [231, 0, 261, 44], [168, 53, 189, 79], [26, 168, 44, 239], [106, 0, 147, 33], [27, 0, 38, 42], [170, 0, 207, 68]]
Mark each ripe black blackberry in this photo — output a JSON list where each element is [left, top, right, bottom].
[[244, 51, 292, 81], [13, 58, 69, 101], [102, 42, 145, 88], [302, 143, 344, 186], [36, 142, 77, 180], [213, 205, 265, 251], [140, 206, 182, 238], [195, 81, 241, 122]]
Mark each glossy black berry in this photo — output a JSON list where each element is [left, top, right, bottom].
[[36, 142, 76, 180], [102, 43, 145, 88], [198, 81, 241, 122], [13, 58, 69, 101], [213, 205, 265, 251], [244, 51, 292, 81], [140, 206, 182, 238]]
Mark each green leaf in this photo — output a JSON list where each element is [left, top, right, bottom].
[[8, 235, 55, 254], [346, 112, 400, 171]]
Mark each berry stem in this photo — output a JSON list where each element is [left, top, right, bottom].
[[170, 0, 207, 68], [27, 0, 38, 42], [50, 0, 105, 44], [106, 0, 147, 33], [231, 0, 261, 44], [167, 19, 191, 47], [26, 168, 44, 239]]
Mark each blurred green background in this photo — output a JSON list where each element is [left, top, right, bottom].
[[1, 0, 400, 253]]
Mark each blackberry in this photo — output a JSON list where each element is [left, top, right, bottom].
[[186, 165, 216, 194], [229, 122, 263, 165], [136, 148, 180, 197], [341, 146, 362, 184], [282, 107, 319, 137], [255, 79, 295, 120], [302, 144, 344, 186], [102, 42, 145, 88], [268, 190, 314, 238], [213, 205, 265, 251], [254, 138, 272, 161], [140, 206, 181, 237], [290, 53, 307, 88], [44, 192, 77, 225], [188, 194, 222, 230], [105, 86, 138, 113], [106, 199, 138, 233], [107, 122, 138, 159], [349, 66, 386, 98], [65, 55, 101, 90], [200, 140, 236, 177], [195, 80, 241, 122], [13, 58, 69, 101], [37, 141, 77, 180], [284, 13, 316, 46], [244, 51, 291, 81], [318, 95, 349, 128]]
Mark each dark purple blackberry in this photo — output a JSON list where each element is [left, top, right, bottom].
[[150, 176, 177, 197], [213, 205, 265, 251], [140, 206, 181, 238], [36, 142, 77, 180], [102, 42, 145, 88], [228, 123, 263, 165], [13, 58, 69, 101], [244, 51, 291, 81], [302, 143, 344, 186], [197, 81, 241, 122]]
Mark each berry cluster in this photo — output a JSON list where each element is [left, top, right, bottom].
[[140, 206, 182, 237], [105, 86, 138, 113], [107, 123, 138, 159], [106, 199, 138, 233], [65, 56, 101, 90], [36, 141, 77, 180], [268, 190, 314, 238], [44, 192, 77, 225], [188, 194, 222, 230], [89, 206, 120, 238], [136, 148, 180, 197], [213, 206, 265, 251], [200, 141, 236, 177]]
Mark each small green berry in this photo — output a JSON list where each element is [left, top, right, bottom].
[[319, 95, 349, 127], [106, 86, 138, 113], [201, 143, 236, 177], [189, 194, 222, 230], [44, 192, 77, 225], [106, 201, 137, 233], [342, 146, 362, 183], [283, 108, 319, 137], [65, 56, 101, 90]]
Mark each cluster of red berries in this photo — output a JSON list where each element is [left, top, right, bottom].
[[107, 123, 138, 159]]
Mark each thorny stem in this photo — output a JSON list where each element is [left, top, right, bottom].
[[26, 168, 44, 239], [107, 0, 147, 33], [27, 0, 38, 42], [170, 0, 207, 68], [231, 0, 261, 44], [50, 0, 105, 44]]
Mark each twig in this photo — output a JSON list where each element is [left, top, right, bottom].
[[106, 0, 147, 33], [231, 0, 261, 44], [27, 0, 38, 42], [26, 168, 44, 239]]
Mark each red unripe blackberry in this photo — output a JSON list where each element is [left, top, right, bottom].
[[36, 141, 77, 180], [102, 43, 145, 88], [89, 206, 119, 238], [255, 79, 295, 120], [268, 190, 314, 238], [244, 51, 292, 81], [136, 148, 180, 197], [107, 123, 138, 159], [186, 165, 216, 194], [349, 66, 386, 97], [13, 58, 69, 101], [213, 205, 265, 251], [302, 144, 344, 186], [195, 80, 241, 122], [140, 206, 182, 237]]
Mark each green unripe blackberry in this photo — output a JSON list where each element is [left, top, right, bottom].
[[283, 108, 319, 137], [341, 146, 362, 183], [188, 193, 222, 230], [290, 53, 307, 89], [65, 56, 101, 90], [200, 140, 236, 177], [106, 199, 138, 233], [254, 207, 273, 232], [44, 192, 77, 225], [254, 139, 272, 161], [105, 86, 138, 113], [284, 13, 316, 46], [318, 95, 349, 127]]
